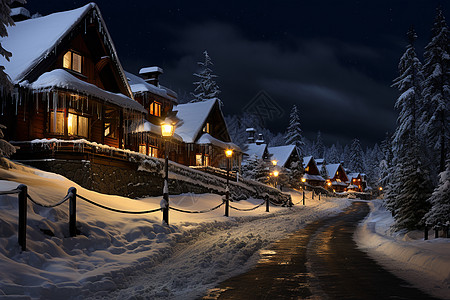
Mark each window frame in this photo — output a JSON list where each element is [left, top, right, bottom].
[[63, 50, 83, 74], [149, 101, 161, 117]]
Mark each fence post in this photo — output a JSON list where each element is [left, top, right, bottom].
[[318, 193, 321, 201], [424, 223, 428, 240], [224, 187, 229, 217], [302, 191, 305, 206], [17, 184, 27, 252], [69, 187, 77, 237], [266, 196, 269, 212], [312, 191, 314, 200]]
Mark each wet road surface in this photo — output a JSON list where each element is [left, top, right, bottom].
[[203, 201, 439, 300]]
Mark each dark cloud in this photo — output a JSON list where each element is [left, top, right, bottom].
[[161, 22, 397, 146]]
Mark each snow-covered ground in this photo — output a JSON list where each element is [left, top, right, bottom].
[[0, 160, 350, 299], [355, 199, 450, 299], [1, 160, 448, 299]]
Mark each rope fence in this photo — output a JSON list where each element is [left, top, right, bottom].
[[0, 184, 300, 252]]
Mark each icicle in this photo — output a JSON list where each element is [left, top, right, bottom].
[[15, 94, 18, 115], [47, 92, 50, 113], [36, 93, 38, 113], [84, 18, 86, 34]]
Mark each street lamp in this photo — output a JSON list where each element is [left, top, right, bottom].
[[225, 149, 233, 217], [273, 170, 279, 189], [161, 122, 174, 225], [271, 160, 278, 166]]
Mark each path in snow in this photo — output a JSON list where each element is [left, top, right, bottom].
[[84, 199, 350, 300], [205, 202, 439, 300]]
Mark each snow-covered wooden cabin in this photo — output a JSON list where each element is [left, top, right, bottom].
[[347, 172, 367, 192], [172, 99, 242, 169], [268, 144, 299, 168], [0, 3, 146, 161], [125, 69, 181, 159], [324, 163, 349, 192], [301, 156, 325, 186]]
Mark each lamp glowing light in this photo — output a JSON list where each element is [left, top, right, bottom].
[[271, 160, 278, 166], [273, 170, 279, 177], [225, 149, 233, 158], [301, 178, 306, 183], [161, 123, 174, 137]]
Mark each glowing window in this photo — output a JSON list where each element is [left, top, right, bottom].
[[63, 51, 83, 73], [68, 113, 88, 138], [204, 155, 209, 166], [196, 154, 202, 166], [149, 101, 161, 117], [49, 111, 65, 135], [139, 145, 147, 155], [203, 122, 210, 133], [149, 146, 158, 158]]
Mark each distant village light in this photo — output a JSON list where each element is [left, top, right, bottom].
[[327, 181, 332, 187], [271, 160, 278, 166], [301, 178, 306, 183], [273, 170, 279, 177], [161, 123, 174, 137], [379, 187, 383, 191]]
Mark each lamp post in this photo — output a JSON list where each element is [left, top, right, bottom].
[[225, 149, 233, 217], [161, 122, 174, 225]]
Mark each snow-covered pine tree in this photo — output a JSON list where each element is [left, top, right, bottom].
[[284, 105, 305, 156], [190, 50, 221, 105], [0, 0, 25, 91], [422, 7, 450, 174], [348, 138, 365, 173], [0, 124, 15, 157], [313, 131, 325, 158], [254, 158, 269, 184], [241, 154, 258, 179], [388, 28, 433, 230], [423, 159, 450, 226], [288, 160, 304, 189], [269, 132, 286, 147], [325, 144, 340, 164], [320, 163, 328, 180]]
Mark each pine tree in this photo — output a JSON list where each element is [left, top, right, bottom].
[[288, 160, 304, 189], [424, 160, 450, 226], [284, 105, 305, 156], [320, 163, 328, 180], [348, 138, 365, 173], [0, 0, 25, 92], [387, 28, 433, 230], [241, 154, 258, 179], [190, 50, 221, 104], [254, 158, 269, 184], [313, 131, 325, 158], [422, 7, 450, 174], [325, 144, 340, 164]]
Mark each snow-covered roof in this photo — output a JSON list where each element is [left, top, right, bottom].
[[268, 145, 297, 168], [0, 3, 132, 97], [172, 99, 218, 143], [245, 128, 255, 132], [302, 174, 325, 181], [325, 164, 341, 179], [197, 133, 240, 151], [303, 156, 313, 168], [347, 173, 360, 181], [139, 66, 163, 74], [244, 143, 267, 160], [23, 69, 146, 113], [125, 71, 177, 102], [315, 158, 325, 165]]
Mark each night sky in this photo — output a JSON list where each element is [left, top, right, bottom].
[[24, 0, 449, 147]]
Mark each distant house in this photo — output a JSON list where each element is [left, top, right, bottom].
[[301, 156, 325, 186], [324, 164, 349, 192], [0, 4, 146, 162], [243, 128, 270, 163], [347, 172, 367, 192], [268, 144, 299, 168]]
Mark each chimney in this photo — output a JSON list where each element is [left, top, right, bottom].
[[10, 1, 31, 22], [139, 66, 163, 86], [246, 128, 256, 144], [255, 133, 265, 145]]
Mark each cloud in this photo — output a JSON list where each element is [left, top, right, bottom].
[[162, 21, 397, 146]]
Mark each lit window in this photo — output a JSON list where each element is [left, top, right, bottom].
[[149, 146, 158, 158], [203, 122, 210, 133], [149, 102, 161, 117], [305, 166, 309, 172], [63, 51, 83, 73], [50, 111, 65, 135], [139, 145, 147, 155], [68, 113, 89, 138], [204, 155, 209, 166]]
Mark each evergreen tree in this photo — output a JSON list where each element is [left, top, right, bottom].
[[313, 131, 325, 158], [0, 0, 25, 92], [325, 144, 340, 164], [422, 7, 450, 174], [284, 105, 305, 156], [0, 124, 15, 157], [348, 138, 365, 173], [269, 132, 285, 147], [387, 28, 433, 230], [288, 160, 304, 189], [241, 154, 258, 179], [424, 160, 450, 226], [190, 50, 221, 104], [320, 163, 328, 180], [254, 158, 269, 184]]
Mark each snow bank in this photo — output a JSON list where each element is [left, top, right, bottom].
[[0, 160, 350, 299], [355, 199, 450, 299]]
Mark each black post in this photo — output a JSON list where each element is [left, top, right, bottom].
[[69, 187, 77, 237], [319, 193, 321, 201], [266, 196, 269, 212], [312, 190, 314, 200], [424, 224, 428, 240], [163, 140, 169, 225], [17, 184, 27, 252], [225, 157, 230, 217], [302, 191, 305, 206]]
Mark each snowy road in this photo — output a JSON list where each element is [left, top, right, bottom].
[[204, 202, 440, 300], [85, 198, 350, 300]]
